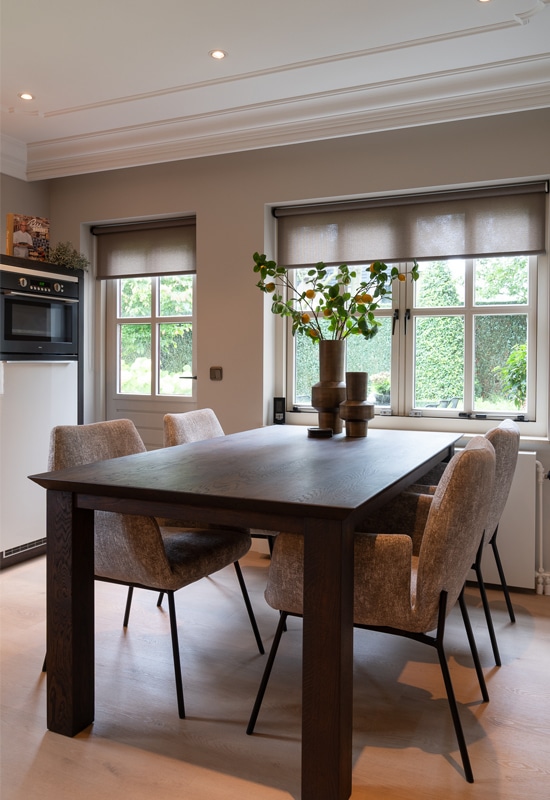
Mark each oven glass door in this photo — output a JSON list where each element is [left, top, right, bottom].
[[1, 292, 78, 357]]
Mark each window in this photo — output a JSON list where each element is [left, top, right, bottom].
[[409, 256, 535, 418], [277, 182, 547, 428], [116, 274, 195, 396], [91, 216, 197, 400]]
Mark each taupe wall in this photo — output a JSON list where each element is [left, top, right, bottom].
[[2, 110, 549, 432], [0, 172, 50, 237], [41, 110, 550, 424], [2, 109, 550, 570], [43, 109, 550, 426]]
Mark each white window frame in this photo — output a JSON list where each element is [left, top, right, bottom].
[[283, 254, 548, 439], [402, 256, 537, 421]]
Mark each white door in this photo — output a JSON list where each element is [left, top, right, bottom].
[[104, 275, 196, 449]]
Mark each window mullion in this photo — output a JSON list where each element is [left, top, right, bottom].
[[463, 316, 474, 414], [463, 259, 474, 413], [151, 277, 159, 396], [526, 255, 538, 419], [394, 263, 409, 415]]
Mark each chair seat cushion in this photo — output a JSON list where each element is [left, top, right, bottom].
[[160, 528, 251, 590]]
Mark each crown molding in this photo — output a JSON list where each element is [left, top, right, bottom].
[[24, 55, 550, 181], [4, 0, 550, 181]]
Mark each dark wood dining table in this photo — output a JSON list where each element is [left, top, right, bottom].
[[30, 424, 459, 800]]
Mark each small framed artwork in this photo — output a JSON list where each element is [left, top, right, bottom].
[[6, 213, 50, 261]]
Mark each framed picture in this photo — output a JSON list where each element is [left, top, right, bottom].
[[6, 213, 50, 261]]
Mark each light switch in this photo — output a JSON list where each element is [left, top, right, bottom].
[[210, 366, 223, 381]]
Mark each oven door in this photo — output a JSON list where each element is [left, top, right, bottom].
[[0, 290, 79, 359]]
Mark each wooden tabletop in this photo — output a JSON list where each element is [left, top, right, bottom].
[[30, 425, 459, 524]]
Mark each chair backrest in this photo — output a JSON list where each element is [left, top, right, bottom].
[[163, 409, 224, 447], [48, 418, 146, 470], [414, 436, 495, 630], [48, 419, 174, 588], [483, 419, 520, 541]]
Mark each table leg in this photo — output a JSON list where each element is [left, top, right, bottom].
[[302, 518, 354, 800], [46, 490, 95, 736]]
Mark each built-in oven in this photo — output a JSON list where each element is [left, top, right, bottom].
[[0, 263, 79, 360]]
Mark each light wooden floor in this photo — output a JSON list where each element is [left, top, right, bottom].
[[1, 550, 550, 800]]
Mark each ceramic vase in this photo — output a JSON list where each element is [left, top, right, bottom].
[[311, 340, 347, 433], [339, 371, 374, 437]]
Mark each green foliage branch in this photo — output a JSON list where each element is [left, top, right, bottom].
[[48, 241, 90, 271], [253, 252, 419, 342]]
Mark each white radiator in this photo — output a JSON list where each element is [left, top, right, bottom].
[[472, 451, 537, 591]]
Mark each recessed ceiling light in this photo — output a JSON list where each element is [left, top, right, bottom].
[[19, 92, 34, 101], [209, 50, 227, 60], [478, 1, 492, 3]]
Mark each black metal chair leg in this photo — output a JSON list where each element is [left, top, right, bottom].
[[490, 529, 516, 623], [474, 554, 501, 667], [42, 653, 47, 672], [435, 594, 474, 783], [157, 591, 165, 607], [167, 591, 186, 719], [458, 589, 489, 702], [233, 561, 264, 655], [123, 585, 134, 628], [247, 611, 288, 735]]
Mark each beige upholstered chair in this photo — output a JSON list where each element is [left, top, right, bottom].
[[163, 409, 277, 555], [408, 419, 520, 666], [46, 419, 264, 718], [164, 407, 225, 444], [247, 437, 496, 783]]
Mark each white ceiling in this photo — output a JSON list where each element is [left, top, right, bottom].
[[1, 0, 550, 181]]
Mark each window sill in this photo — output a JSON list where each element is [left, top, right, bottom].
[[283, 410, 548, 443]]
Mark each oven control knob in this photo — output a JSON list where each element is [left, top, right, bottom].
[[53, 283, 61, 293], [18, 277, 28, 288]]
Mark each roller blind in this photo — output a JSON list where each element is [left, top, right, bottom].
[[275, 182, 547, 267], [92, 217, 196, 279]]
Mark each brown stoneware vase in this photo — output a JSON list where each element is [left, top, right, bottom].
[[339, 371, 375, 437], [311, 340, 347, 433]]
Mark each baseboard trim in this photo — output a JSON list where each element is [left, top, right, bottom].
[[0, 539, 46, 570]]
